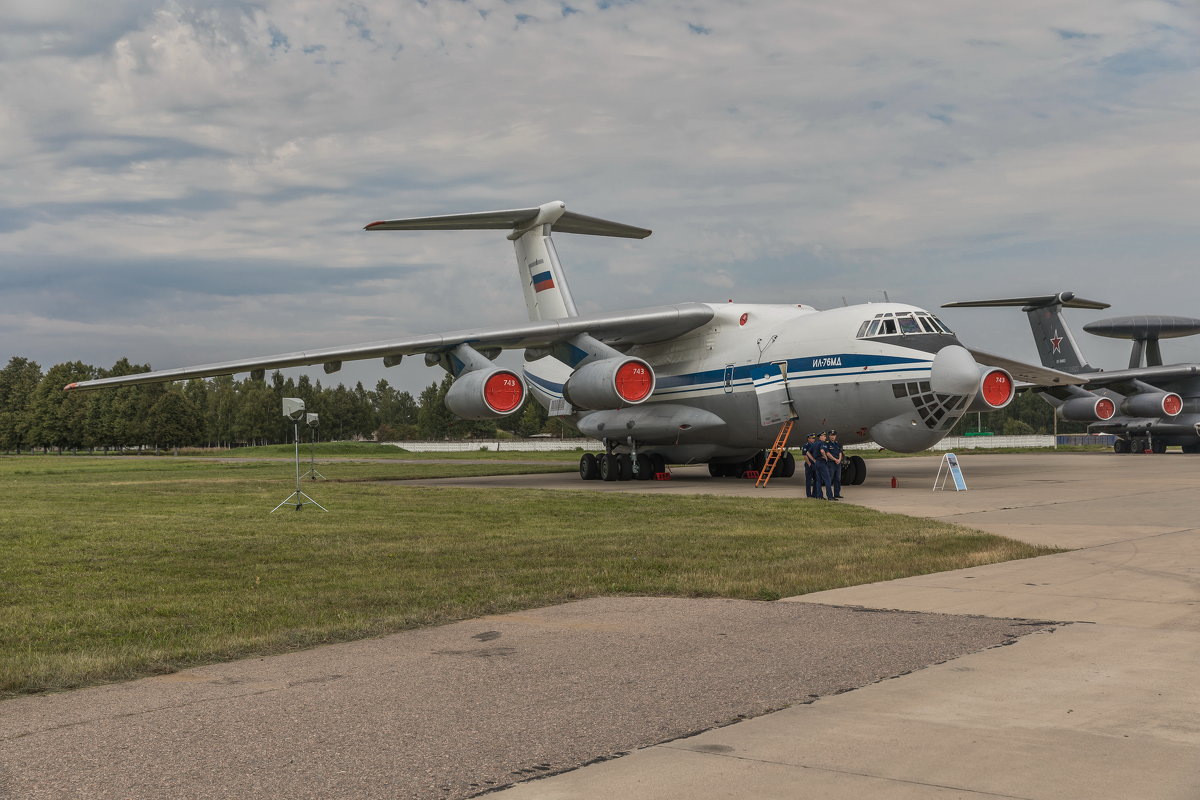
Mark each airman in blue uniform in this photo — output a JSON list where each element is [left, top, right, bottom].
[[826, 430, 844, 499], [814, 431, 835, 500], [802, 432, 818, 497]]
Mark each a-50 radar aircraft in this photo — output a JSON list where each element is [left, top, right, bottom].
[[66, 201, 1080, 483], [943, 292, 1200, 453]]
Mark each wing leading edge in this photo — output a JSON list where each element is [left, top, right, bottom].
[[64, 303, 714, 392], [966, 348, 1088, 387]]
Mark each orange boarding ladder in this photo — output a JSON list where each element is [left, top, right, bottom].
[[755, 419, 795, 488]]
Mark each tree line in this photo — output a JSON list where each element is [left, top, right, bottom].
[[0, 355, 1082, 454], [0, 356, 552, 454]]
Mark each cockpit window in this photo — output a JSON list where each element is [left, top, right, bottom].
[[856, 311, 955, 340]]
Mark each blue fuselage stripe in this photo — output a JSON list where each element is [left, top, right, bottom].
[[525, 353, 930, 400]]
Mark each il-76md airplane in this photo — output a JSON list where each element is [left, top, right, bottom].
[[66, 201, 1083, 484]]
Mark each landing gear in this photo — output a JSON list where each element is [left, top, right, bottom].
[[1114, 438, 1131, 454], [707, 451, 768, 479], [779, 451, 796, 478], [1151, 439, 1167, 454], [579, 453, 599, 480], [843, 454, 867, 486], [600, 453, 620, 481], [634, 453, 653, 481], [582, 444, 668, 481]]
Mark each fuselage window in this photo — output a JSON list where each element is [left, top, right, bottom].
[[856, 321, 870, 338], [930, 315, 952, 334], [881, 319, 897, 335], [898, 315, 921, 335], [918, 316, 936, 333], [866, 319, 882, 337]]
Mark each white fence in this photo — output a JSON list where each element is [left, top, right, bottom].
[[386, 435, 1110, 453], [383, 439, 595, 452], [844, 435, 1057, 451]]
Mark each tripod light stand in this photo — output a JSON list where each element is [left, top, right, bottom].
[[271, 398, 327, 512], [301, 412, 326, 481]]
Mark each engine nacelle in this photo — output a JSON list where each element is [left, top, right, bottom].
[[562, 357, 655, 410], [1121, 391, 1183, 418], [444, 368, 526, 419], [965, 368, 1015, 412], [1057, 395, 1117, 422]]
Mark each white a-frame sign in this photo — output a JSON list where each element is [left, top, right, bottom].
[[933, 452, 968, 491]]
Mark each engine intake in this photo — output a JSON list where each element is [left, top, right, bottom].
[[1121, 391, 1183, 418], [444, 368, 527, 419], [965, 368, 1014, 412], [1058, 395, 1117, 422], [563, 357, 655, 410]]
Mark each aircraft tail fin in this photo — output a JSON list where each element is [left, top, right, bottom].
[[366, 201, 651, 322], [942, 292, 1109, 374]]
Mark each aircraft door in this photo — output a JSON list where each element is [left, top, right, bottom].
[[752, 361, 796, 426]]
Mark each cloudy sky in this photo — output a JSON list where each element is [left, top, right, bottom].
[[3, 0, 1198, 394]]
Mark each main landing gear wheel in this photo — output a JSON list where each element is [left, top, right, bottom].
[[649, 453, 666, 476], [779, 451, 796, 478], [617, 453, 634, 480], [1114, 439, 1130, 454], [1151, 439, 1167, 454], [634, 453, 653, 480], [600, 453, 619, 481], [579, 453, 599, 480], [846, 455, 867, 485]]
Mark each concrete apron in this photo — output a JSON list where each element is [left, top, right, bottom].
[[497, 452, 1200, 800]]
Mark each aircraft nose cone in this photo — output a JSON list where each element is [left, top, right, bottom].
[[930, 345, 980, 396]]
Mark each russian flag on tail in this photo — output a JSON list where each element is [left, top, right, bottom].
[[532, 271, 555, 293]]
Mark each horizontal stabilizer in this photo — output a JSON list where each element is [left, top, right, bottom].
[[365, 202, 651, 239], [942, 291, 1109, 311]]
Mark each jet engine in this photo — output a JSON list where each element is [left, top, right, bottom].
[[1121, 391, 1183, 418], [1057, 394, 1117, 422], [444, 367, 527, 419], [562, 357, 655, 410], [965, 368, 1015, 412]]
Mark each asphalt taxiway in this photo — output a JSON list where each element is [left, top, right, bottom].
[[2, 452, 1197, 799], [491, 452, 1200, 799]]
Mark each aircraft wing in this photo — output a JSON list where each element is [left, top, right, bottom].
[[1070, 364, 1200, 386], [65, 303, 714, 392], [965, 348, 1089, 386]]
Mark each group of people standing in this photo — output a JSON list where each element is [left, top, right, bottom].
[[801, 430, 844, 500]]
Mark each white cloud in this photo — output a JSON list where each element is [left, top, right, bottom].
[[1, 0, 1198, 392]]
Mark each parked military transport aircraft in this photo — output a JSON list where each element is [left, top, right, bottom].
[[66, 201, 1082, 483], [943, 292, 1200, 453]]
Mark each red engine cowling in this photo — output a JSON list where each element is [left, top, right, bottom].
[[1121, 391, 1183, 418], [563, 357, 655, 410], [1058, 395, 1117, 422], [444, 368, 527, 419], [965, 368, 1015, 412]]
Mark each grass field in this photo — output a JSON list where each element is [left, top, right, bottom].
[[1, 452, 1059, 699]]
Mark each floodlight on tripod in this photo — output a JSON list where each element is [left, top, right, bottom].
[[271, 398, 327, 512], [301, 412, 326, 481]]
